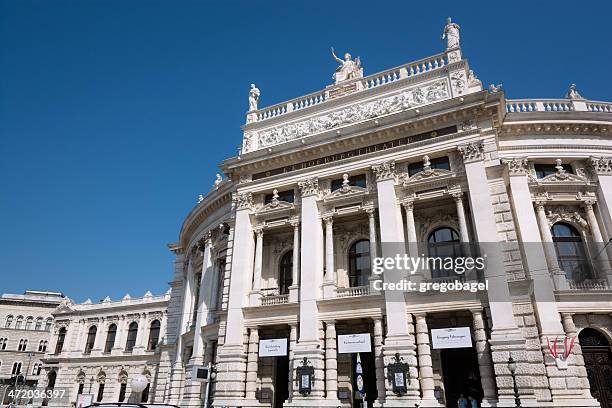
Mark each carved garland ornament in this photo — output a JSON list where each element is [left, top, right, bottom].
[[457, 141, 485, 163], [588, 156, 612, 175], [503, 158, 530, 176], [248, 80, 450, 151], [372, 161, 396, 181]]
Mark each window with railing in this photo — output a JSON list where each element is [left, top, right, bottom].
[[552, 222, 592, 282], [348, 240, 371, 287]]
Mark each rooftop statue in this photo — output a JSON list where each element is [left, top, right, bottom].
[[566, 83, 585, 100], [442, 17, 460, 50], [248, 83, 260, 112], [331, 47, 363, 84]]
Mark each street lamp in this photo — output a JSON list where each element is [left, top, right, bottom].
[[507, 356, 521, 407]]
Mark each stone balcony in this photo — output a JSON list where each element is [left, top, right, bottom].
[[505, 98, 612, 114]]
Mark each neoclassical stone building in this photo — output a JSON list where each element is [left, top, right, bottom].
[[39, 291, 170, 406], [160, 18, 612, 408]]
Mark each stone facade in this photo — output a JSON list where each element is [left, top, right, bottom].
[[163, 19, 612, 408], [0, 291, 63, 404]]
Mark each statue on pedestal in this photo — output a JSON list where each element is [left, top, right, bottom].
[[442, 17, 461, 50], [331, 47, 363, 84], [248, 83, 260, 112], [566, 83, 585, 100]]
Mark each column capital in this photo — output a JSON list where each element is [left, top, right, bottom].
[[457, 140, 485, 163], [290, 218, 300, 228], [233, 192, 254, 211], [253, 226, 264, 237], [502, 157, 530, 176], [322, 214, 333, 226], [451, 191, 464, 201], [371, 160, 396, 181], [324, 320, 336, 326], [401, 199, 414, 211], [588, 156, 612, 175], [197, 231, 212, 251], [582, 199, 597, 209], [534, 199, 548, 211], [298, 178, 320, 197], [413, 312, 427, 319], [365, 207, 376, 216]]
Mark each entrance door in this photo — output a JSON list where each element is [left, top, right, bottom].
[[350, 352, 377, 408], [441, 348, 483, 408], [273, 355, 289, 408], [580, 328, 612, 408]]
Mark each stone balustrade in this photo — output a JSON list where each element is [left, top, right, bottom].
[[567, 279, 609, 290], [260, 293, 289, 306], [336, 284, 370, 298], [506, 98, 612, 114]]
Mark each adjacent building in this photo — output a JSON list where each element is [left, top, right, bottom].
[[0, 291, 64, 404], [39, 291, 170, 406]]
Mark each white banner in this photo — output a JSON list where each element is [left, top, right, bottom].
[[259, 338, 287, 357], [337, 333, 371, 353], [431, 327, 472, 349], [76, 394, 94, 408]]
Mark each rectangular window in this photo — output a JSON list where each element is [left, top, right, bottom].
[[331, 174, 367, 191], [408, 157, 450, 177], [78, 383, 84, 395]]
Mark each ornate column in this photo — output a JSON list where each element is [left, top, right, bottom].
[[288, 323, 298, 401], [323, 215, 336, 297], [134, 312, 148, 352], [471, 309, 496, 401], [215, 192, 254, 402], [245, 327, 259, 400], [324, 321, 339, 401], [452, 191, 470, 243], [366, 208, 378, 261], [401, 199, 424, 281], [112, 315, 127, 354], [92, 318, 105, 355], [583, 199, 612, 285], [414, 313, 435, 401], [588, 156, 612, 237], [289, 220, 300, 302], [250, 226, 264, 305], [191, 233, 213, 365], [371, 161, 418, 403], [372, 318, 386, 405], [293, 178, 325, 398], [534, 200, 567, 290], [560, 313, 592, 398]]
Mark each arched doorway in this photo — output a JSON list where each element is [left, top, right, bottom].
[[579, 328, 612, 408]]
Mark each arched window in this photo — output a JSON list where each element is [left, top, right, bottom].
[[552, 223, 592, 282], [45, 318, 53, 331], [147, 320, 161, 351], [427, 227, 461, 278], [0, 338, 7, 350], [279, 252, 293, 295], [25, 317, 33, 330], [38, 340, 46, 352], [18, 339, 28, 351], [5, 315, 13, 328], [84, 326, 97, 354], [125, 322, 138, 352], [104, 324, 117, 353], [11, 362, 22, 375], [15, 316, 24, 329], [33, 363, 42, 376], [55, 327, 66, 354], [35, 317, 43, 331], [348, 239, 371, 287], [214, 257, 226, 310]]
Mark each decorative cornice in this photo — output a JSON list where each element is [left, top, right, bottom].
[[371, 160, 396, 181], [503, 157, 530, 176], [588, 156, 612, 175], [457, 140, 485, 163], [298, 178, 320, 197]]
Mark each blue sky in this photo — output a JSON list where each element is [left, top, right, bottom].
[[1, 0, 611, 302]]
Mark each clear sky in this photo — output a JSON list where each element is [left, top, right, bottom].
[[1, 0, 611, 303]]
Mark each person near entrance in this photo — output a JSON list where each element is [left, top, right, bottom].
[[457, 394, 468, 408], [468, 395, 478, 408]]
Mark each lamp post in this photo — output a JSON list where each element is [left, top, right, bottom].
[[507, 356, 521, 407], [130, 374, 149, 403]]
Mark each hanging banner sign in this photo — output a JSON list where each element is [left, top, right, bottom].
[[259, 338, 288, 357], [431, 327, 472, 349], [338, 333, 372, 353]]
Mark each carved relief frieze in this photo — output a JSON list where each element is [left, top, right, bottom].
[[251, 79, 450, 149], [233, 192, 254, 211], [418, 212, 459, 241], [546, 206, 589, 230], [503, 158, 530, 176], [450, 70, 466, 95], [298, 178, 320, 197], [457, 140, 485, 163], [588, 156, 612, 175], [372, 160, 396, 182]]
